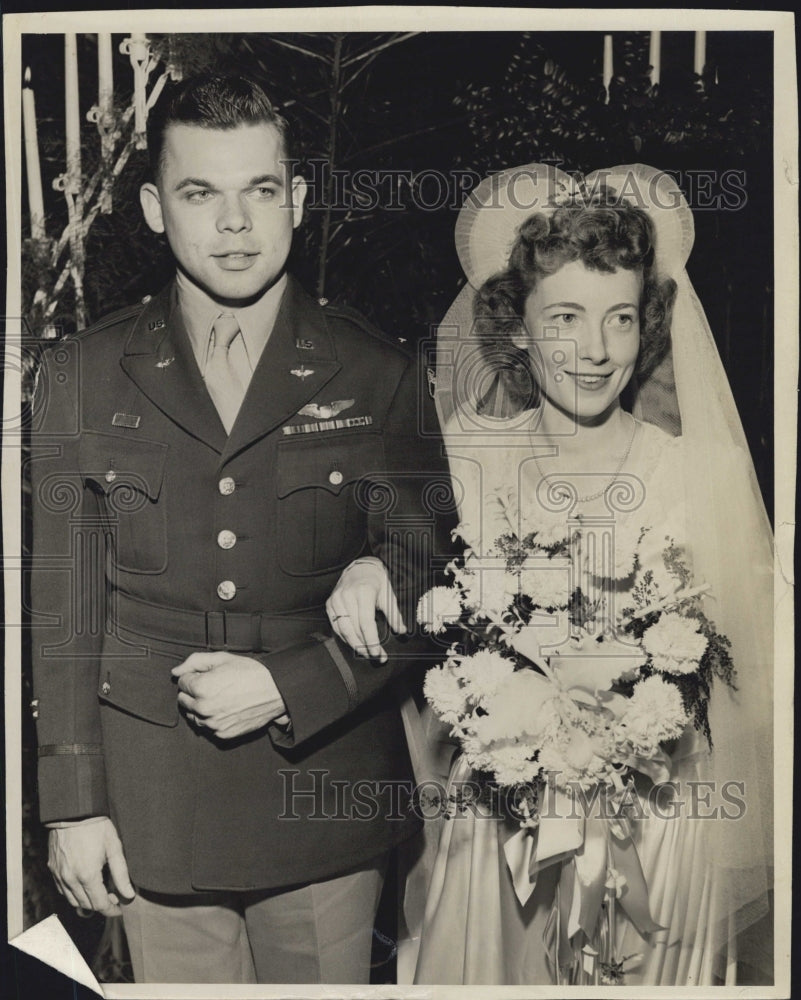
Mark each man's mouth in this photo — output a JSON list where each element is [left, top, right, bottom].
[[214, 252, 259, 270]]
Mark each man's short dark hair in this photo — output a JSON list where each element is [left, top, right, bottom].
[[146, 72, 294, 181]]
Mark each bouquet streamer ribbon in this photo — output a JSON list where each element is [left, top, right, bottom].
[[504, 785, 661, 965]]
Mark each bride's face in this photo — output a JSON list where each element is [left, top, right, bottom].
[[518, 260, 641, 421]]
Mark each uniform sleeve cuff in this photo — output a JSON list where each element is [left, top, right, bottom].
[[37, 753, 109, 824], [259, 635, 354, 749]]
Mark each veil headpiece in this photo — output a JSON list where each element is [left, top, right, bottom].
[[434, 163, 774, 979]]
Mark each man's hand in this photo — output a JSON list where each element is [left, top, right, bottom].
[[48, 817, 135, 917], [172, 652, 289, 739], [326, 557, 406, 662]]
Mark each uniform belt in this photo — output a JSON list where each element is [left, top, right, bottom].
[[111, 591, 328, 653]]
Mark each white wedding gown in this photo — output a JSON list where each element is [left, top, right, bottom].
[[407, 414, 740, 986]]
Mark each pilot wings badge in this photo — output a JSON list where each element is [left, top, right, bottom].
[[298, 399, 355, 420]]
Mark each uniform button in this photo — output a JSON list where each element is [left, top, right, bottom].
[[142, 294, 152, 304], [101, 681, 111, 695], [217, 529, 237, 550], [217, 580, 237, 601], [105, 470, 117, 483], [328, 470, 343, 486], [218, 477, 236, 496]]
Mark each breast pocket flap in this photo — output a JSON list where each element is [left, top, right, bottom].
[[276, 433, 385, 498], [79, 431, 167, 501]]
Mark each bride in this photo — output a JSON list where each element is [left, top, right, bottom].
[[326, 164, 774, 986]]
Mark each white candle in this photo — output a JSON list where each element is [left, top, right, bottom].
[[126, 32, 150, 139], [603, 34, 613, 103], [22, 68, 46, 241], [64, 33, 81, 186], [98, 32, 113, 124], [648, 30, 661, 86], [694, 30, 706, 78]]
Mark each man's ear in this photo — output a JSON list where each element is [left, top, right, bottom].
[[140, 183, 165, 234], [290, 175, 307, 230]]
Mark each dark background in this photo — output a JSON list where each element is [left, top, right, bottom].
[[6, 25, 776, 995], [19, 30, 774, 500]]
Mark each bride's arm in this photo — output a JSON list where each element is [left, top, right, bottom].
[[326, 557, 406, 662], [326, 412, 485, 659]]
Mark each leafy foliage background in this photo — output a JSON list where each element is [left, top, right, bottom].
[[17, 29, 773, 982]]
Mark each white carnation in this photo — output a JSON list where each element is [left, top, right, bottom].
[[519, 496, 571, 548], [641, 611, 708, 674], [537, 724, 613, 791], [417, 585, 464, 634], [519, 556, 571, 610], [423, 663, 468, 724], [620, 675, 689, 753], [457, 650, 517, 706], [471, 565, 519, 619], [470, 671, 555, 743], [487, 741, 541, 787], [460, 733, 494, 772]]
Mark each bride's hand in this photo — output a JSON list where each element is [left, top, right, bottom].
[[326, 557, 407, 662]]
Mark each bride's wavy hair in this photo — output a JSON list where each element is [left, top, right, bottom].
[[473, 196, 677, 413]]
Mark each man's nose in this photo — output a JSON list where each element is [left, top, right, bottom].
[[578, 322, 609, 365], [216, 195, 252, 234]]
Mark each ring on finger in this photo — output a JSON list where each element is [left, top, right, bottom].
[[331, 614, 351, 623]]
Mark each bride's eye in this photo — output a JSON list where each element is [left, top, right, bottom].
[[610, 313, 636, 328]]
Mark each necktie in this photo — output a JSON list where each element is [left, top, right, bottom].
[[204, 314, 247, 433]]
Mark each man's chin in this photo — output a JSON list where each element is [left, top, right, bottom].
[[182, 268, 285, 308]]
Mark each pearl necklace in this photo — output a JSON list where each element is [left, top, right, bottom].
[[530, 412, 638, 505]]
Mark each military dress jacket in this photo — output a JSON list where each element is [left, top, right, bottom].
[[30, 276, 456, 894]]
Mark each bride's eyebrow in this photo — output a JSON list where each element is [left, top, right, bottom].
[[543, 301, 584, 311], [605, 301, 639, 311]]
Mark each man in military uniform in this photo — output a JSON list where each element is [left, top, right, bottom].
[[30, 73, 454, 984]]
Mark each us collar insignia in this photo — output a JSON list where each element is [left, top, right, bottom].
[[298, 399, 355, 420], [290, 367, 315, 380], [295, 338, 314, 350]]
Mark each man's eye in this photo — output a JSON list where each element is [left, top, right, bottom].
[[186, 190, 212, 203], [254, 186, 277, 199]]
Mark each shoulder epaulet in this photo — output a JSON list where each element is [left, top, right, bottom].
[[319, 298, 413, 357], [71, 299, 148, 341]]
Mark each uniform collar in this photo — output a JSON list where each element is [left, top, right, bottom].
[[175, 270, 288, 373], [121, 276, 342, 459]]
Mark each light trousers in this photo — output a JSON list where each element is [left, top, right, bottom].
[[121, 858, 386, 984]]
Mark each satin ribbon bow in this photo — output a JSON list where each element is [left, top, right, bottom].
[[504, 783, 662, 979]]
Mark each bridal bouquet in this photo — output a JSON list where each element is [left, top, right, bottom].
[[418, 510, 736, 799], [417, 497, 738, 984]]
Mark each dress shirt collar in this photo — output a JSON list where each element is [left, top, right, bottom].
[[176, 270, 288, 374]]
